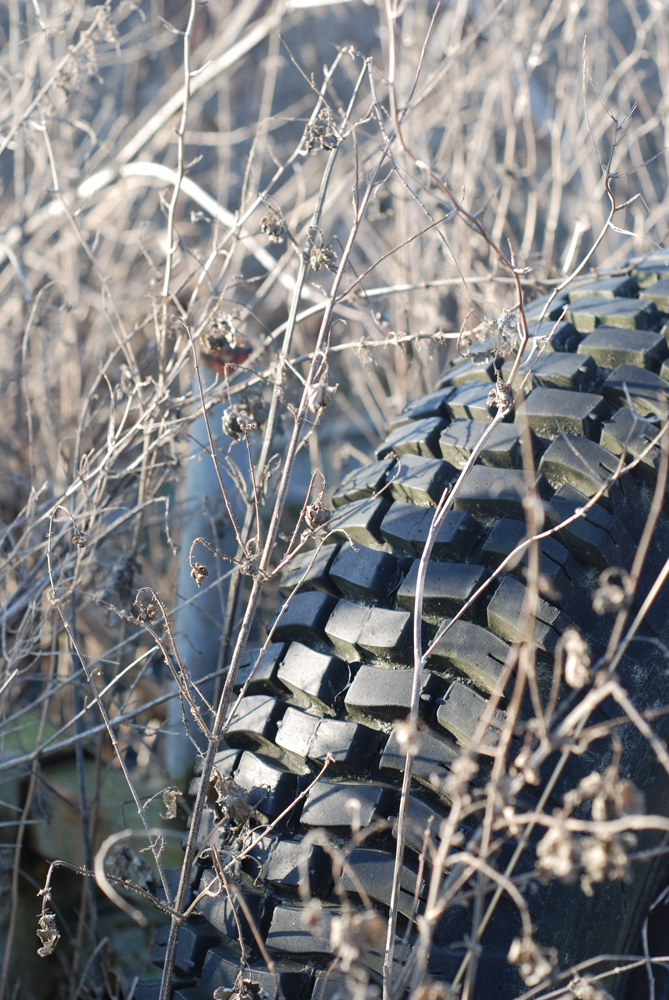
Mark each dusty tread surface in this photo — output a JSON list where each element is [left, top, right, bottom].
[[142, 265, 669, 1000]]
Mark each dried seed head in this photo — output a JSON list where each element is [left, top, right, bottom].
[[304, 501, 331, 530], [222, 408, 248, 440], [563, 628, 591, 689], [213, 978, 271, 1000], [394, 720, 419, 757], [160, 787, 181, 820], [307, 379, 337, 412], [191, 562, 209, 587], [210, 774, 253, 826], [330, 910, 385, 972], [567, 974, 614, 999], [309, 245, 337, 272], [507, 934, 557, 987], [133, 598, 159, 623], [260, 214, 285, 243], [304, 108, 339, 152], [412, 983, 459, 1000], [36, 909, 60, 958], [487, 379, 512, 411], [71, 528, 89, 548], [537, 826, 574, 881], [592, 567, 631, 615]]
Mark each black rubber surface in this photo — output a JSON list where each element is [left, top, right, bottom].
[[143, 260, 669, 1000]]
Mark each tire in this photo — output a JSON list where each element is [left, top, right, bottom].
[[138, 258, 669, 1000]]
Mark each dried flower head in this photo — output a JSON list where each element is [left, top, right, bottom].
[[563, 628, 591, 689]]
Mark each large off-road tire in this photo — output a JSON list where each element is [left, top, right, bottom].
[[139, 257, 669, 1000]]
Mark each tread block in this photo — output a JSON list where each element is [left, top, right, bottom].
[[300, 780, 398, 830], [328, 495, 391, 548], [446, 380, 497, 421], [270, 592, 338, 648], [600, 363, 669, 417], [503, 351, 597, 391], [481, 517, 576, 595], [355, 606, 413, 663], [600, 407, 662, 486], [234, 752, 309, 820], [390, 386, 455, 427], [396, 560, 488, 619], [234, 643, 287, 697], [329, 542, 401, 604], [312, 972, 356, 1000], [376, 415, 447, 459], [388, 453, 455, 507], [226, 696, 287, 755], [154, 867, 198, 908], [576, 326, 668, 370], [428, 619, 510, 694], [544, 484, 635, 571], [325, 599, 372, 662], [439, 418, 534, 469], [453, 466, 549, 520], [398, 796, 448, 853], [538, 434, 639, 521], [277, 642, 349, 715], [151, 924, 222, 977], [212, 747, 242, 776], [381, 501, 482, 560], [243, 836, 333, 898], [276, 706, 384, 773], [200, 948, 313, 1000], [516, 386, 608, 439], [274, 706, 320, 766], [344, 663, 441, 721], [339, 847, 424, 916], [279, 544, 340, 597], [379, 726, 458, 788], [565, 295, 659, 332], [332, 457, 395, 508], [437, 357, 495, 388], [530, 318, 583, 353], [567, 275, 638, 301], [487, 576, 572, 658], [437, 680, 506, 750], [174, 988, 211, 1000], [266, 904, 335, 958], [196, 870, 269, 945], [639, 277, 669, 312], [307, 716, 385, 771], [631, 254, 669, 287], [524, 291, 570, 321]]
